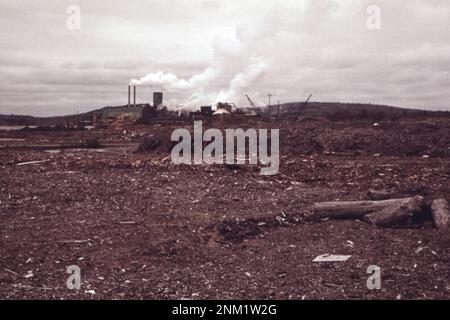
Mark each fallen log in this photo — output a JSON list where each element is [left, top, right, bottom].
[[431, 199, 450, 229], [313, 197, 422, 219], [364, 196, 424, 227], [366, 189, 395, 201]]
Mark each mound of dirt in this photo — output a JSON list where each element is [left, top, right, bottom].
[[281, 118, 450, 157], [134, 135, 175, 154]]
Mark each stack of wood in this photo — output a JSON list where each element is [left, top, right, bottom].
[[313, 196, 450, 228]]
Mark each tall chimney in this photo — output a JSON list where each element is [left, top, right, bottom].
[[153, 92, 163, 108], [128, 85, 131, 108], [133, 86, 136, 108]]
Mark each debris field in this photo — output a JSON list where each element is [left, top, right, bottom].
[[0, 117, 449, 299]]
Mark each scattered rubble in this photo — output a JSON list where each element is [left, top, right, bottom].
[[0, 117, 449, 299]]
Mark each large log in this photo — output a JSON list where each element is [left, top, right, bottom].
[[364, 196, 424, 226], [366, 189, 395, 201], [431, 199, 450, 229], [313, 197, 422, 219]]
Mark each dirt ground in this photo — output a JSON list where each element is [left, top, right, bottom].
[[0, 117, 449, 299]]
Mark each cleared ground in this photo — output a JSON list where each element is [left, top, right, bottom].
[[0, 117, 449, 299]]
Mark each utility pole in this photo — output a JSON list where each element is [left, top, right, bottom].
[[78, 110, 85, 145], [278, 100, 280, 118]]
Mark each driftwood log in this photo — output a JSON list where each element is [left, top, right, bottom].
[[431, 199, 450, 229], [366, 189, 395, 201], [364, 196, 424, 226], [313, 196, 424, 227]]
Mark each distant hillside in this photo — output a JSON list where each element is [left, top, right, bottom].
[[0, 102, 448, 126], [0, 111, 92, 126], [280, 101, 450, 121], [0, 114, 39, 126], [0, 107, 102, 126]]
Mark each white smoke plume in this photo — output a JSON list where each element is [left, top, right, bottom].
[[129, 30, 269, 111], [128, 0, 342, 111]]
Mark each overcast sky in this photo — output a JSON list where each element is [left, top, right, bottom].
[[0, 0, 449, 116]]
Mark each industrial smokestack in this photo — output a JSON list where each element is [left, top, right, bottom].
[[133, 86, 136, 108], [153, 92, 163, 108], [128, 85, 131, 108]]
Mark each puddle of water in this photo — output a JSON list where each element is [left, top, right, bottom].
[[0, 125, 93, 131], [44, 148, 107, 154], [0, 138, 25, 141], [0, 126, 37, 131]]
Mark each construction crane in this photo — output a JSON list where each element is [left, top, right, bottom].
[[245, 94, 271, 118], [296, 94, 312, 121], [245, 94, 257, 109]]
